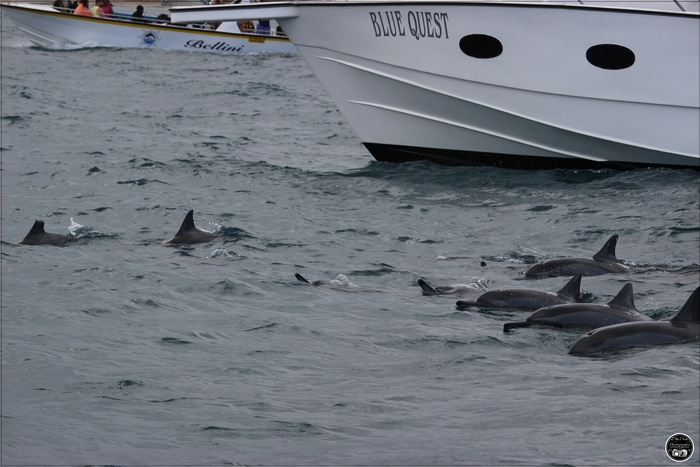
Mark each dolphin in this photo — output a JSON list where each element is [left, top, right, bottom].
[[523, 234, 630, 279], [165, 210, 219, 245], [18, 220, 70, 246], [569, 287, 700, 355], [456, 275, 582, 311], [503, 283, 650, 332], [417, 278, 482, 297], [295, 273, 357, 287], [295, 272, 385, 293]]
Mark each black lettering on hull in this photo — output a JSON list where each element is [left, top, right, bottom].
[[371, 11, 448, 40]]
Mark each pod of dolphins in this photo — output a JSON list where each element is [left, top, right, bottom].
[[297, 234, 699, 356], [18, 212, 699, 356], [18, 209, 215, 246]]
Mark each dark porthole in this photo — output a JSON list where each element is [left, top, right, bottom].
[[586, 44, 635, 70], [459, 34, 503, 59]]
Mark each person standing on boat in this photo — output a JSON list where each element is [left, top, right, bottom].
[[53, 0, 67, 13], [132, 5, 145, 22], [101, 0, 114, 17], [73, 0, 92, 16], [90, 0, 105, 18]]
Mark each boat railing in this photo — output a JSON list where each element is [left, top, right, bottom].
[[49, 7, 165, 22], [48, 6, 288, 36], [574, 0, 696, 13]]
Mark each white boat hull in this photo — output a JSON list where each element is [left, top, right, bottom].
[[1, 3, 297, 55], [171, 1, 700, 169]]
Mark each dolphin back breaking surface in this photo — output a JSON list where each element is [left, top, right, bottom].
[[456, 275, 582, 311], [569, 287, 700, 355], [417, 278, 482, 297], [524, 235, 630, 279], [503, 283, 650, 331], [165, 210, 219, 245], [18, 220, 70, 246]]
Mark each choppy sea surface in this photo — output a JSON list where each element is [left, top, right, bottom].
[[1, 14, 699, 466]]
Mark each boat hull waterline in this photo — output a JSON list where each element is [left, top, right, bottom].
[[1, 3, 297, 55], [171, 1, 700, 169]]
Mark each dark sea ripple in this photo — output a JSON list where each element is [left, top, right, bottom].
[[1, 17, 699, 465]]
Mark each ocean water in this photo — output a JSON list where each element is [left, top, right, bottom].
[[1, 16, 699, 465]]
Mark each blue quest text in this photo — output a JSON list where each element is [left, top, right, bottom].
[[369, 11, 449, 40]]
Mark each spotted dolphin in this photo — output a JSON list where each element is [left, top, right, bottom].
[[503, 283, 649, 332], [417, 278, 483, 297], [165, 210, 219, 245], [18, 220, 70, 246], [456, 275, 582, 311], [523, 234, 630, 279], [569, 287, 700, 355]]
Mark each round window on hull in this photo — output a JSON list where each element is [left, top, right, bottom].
[[586, 44, 635, 70], [459, 34, 503, 59]]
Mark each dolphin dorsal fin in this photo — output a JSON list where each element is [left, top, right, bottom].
[[295, 273, 312, 284], [26, 220, 47, 237], [175, 210, 197, 235], [608, 283, 637, 311], [670, 287, 700, 324], [558, 275, 582, 301], [592, 234, 620, 262], [418, 279, 439, 295]]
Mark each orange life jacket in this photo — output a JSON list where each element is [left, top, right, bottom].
[[73, 4, 92, 16]]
